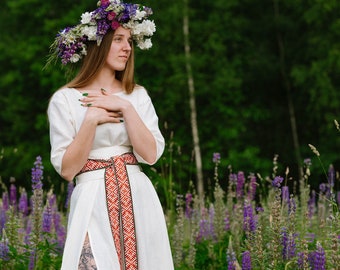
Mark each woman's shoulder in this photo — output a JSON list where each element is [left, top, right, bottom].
[[130, 85, 150, 97]]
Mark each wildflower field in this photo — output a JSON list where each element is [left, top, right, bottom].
[[1, 123, 340, 269]]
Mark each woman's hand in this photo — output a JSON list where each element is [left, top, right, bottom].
[[79, 89, 129, 114], [84, 106, 123, 125]]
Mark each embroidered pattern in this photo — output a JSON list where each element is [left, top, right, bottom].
[[78, 153, 139, 270]]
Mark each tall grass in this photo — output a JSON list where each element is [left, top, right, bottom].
[[0, 121, 339, 269]]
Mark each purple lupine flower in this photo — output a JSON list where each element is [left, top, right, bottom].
[[0, 205, 6, 232], [197, 219, 209, 242], [312, 242, 326, 270], [243, 202, 256, 233], [9, 184, 17, 206], [227, 249, 237, 270], [25, 219, 32, 245], [18, 189, 29, 216], [242, 250, 251, 270], [185, 193, 193, 219], [236, 171, 245, 198], [212, 152, 221, 163], [197, 207, 210, 242], [28, 250, 36, 270], [272, 176, 284, 188], [224, 211, 230, 231], [328, 164, 335, 188], [281, 186, 290, 203], [2, 192, 9, 211], [54, 212, 66, 250], [305, 233, 315, 243], [64, 181, 75, 209], [308, 190, 316, 219], [304, 158, 312, 167], [297, 252, 306, 269], [247, 174, 257, 201], [281, 227, 288, 259], [42, 203, 52, 233], [256, 206, 264, 213], [0, 236, 9, 261], [31, 156, 43, 190], [319, 183, 328, 194], [229, 173, 237, 185], [208, 205, 215, 239], [281, 227, 296, 260]]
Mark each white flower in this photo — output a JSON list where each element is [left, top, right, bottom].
[[133, 20, 156, 36], [137, 38, 152, 50], [81, 12, 93, 24], [70, 54, 81, 63], [82, 25, 97, 40], [134, 10, 146, 20]]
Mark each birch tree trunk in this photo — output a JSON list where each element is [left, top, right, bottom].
[[182, 0, 204, 200]]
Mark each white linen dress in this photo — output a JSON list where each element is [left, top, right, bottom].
[[47, 87, 174, 270]]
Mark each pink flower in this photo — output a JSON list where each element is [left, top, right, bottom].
[[100, 0, 110, 6], [107, 12, 116, 21], [111, 21, 120, 30]]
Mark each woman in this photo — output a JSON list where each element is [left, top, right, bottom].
[[47, 1, 174, 269]]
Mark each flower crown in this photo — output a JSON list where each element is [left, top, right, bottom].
[[49, 0, 156, 65]]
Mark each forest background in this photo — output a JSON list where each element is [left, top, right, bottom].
[[0, 0, 339, 203]]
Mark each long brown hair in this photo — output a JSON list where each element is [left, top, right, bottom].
[[67, 29, 136, 94]]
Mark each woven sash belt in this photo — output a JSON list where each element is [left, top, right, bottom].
[[78, 152, 139, 270]]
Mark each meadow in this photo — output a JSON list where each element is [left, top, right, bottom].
[[0, 121, 339, 269]]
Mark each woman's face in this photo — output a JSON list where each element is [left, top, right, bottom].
[[105, 26, 132, 72]]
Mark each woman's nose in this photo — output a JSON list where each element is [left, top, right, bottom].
[[123, 40, 131, 51]]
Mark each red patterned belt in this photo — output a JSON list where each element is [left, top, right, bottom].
[[77, 152, 139, 270]]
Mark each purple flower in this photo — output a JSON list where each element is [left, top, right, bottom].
[[0, 236, 9, 261], [304, 158, 312, 167], [42, 204, 52, 233], [281, 186, 289, 203], [31, 156, 43, 190], [236, 172, 245, 198], [212, 152, 221, 163], [312, 242, 326, 270], [18, 189, 29, 216], [25, 219, 32, 245], [305, 233, 315, 243], [337, 191, 340, 206], [65, 181, 75, 209], [272, 176, 284, 188], [224, 212, 230, 231], [196, 206, 215, 241], [241, 251, 251, 270], [2, 192, 9, 211], [227, 249, 237, 270], [297, 252, 307, 269], [243, 202, 256, 233], [185, 193, 193, 219], [54, 212, 66, 250], [9, 184, 17, 206], [308, 190, 316, 219], [247, 174, 257, 201], [319, 183, 328, 194], [328, 164, 335, 188], [281, 227, 296, 260], [28, 250, 35, 270], [0, 206, 6, 232]]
